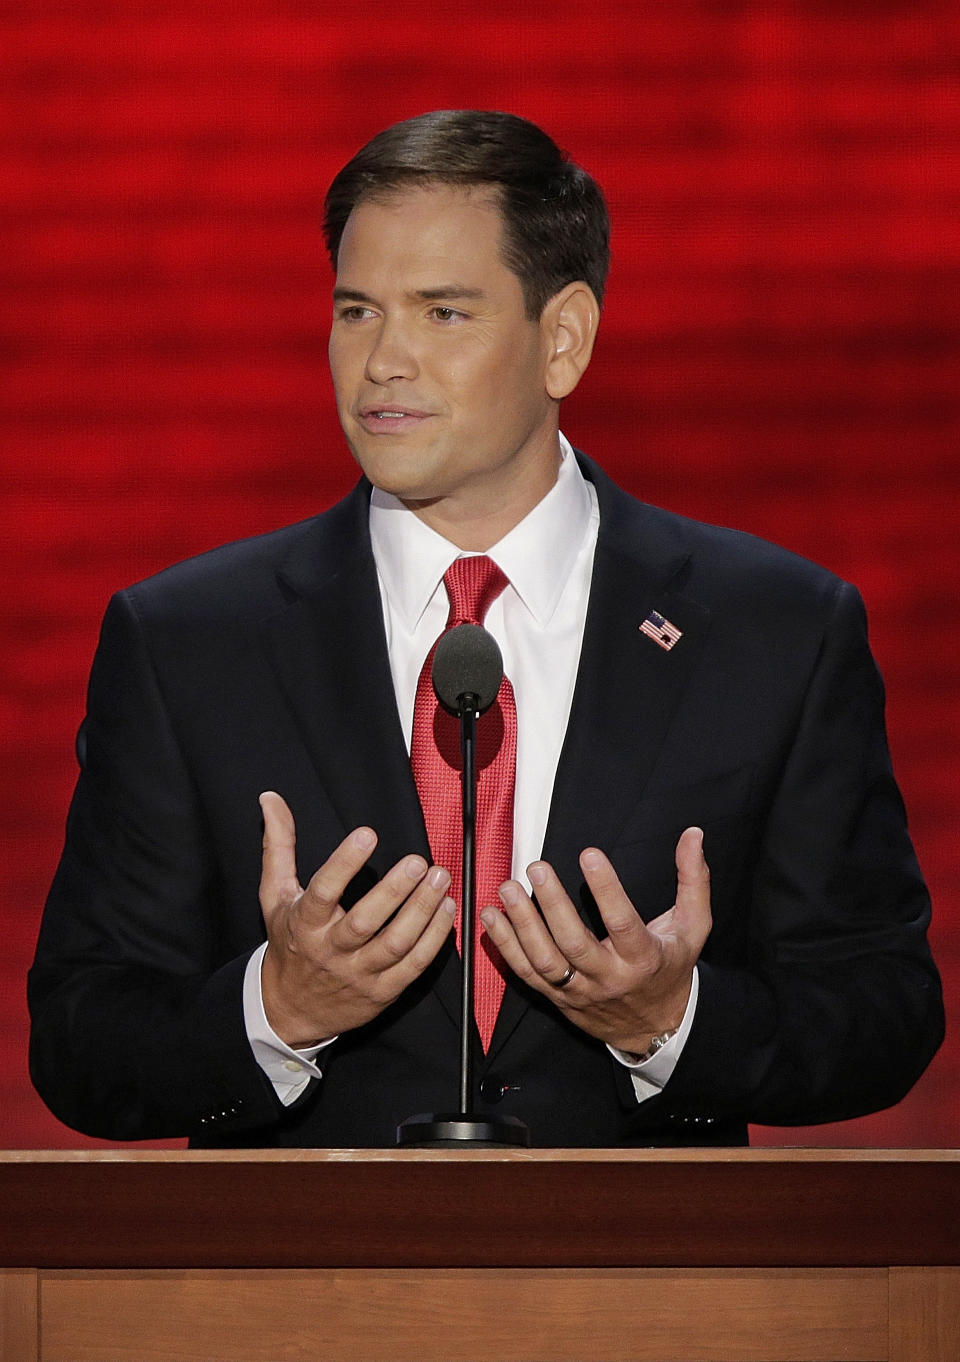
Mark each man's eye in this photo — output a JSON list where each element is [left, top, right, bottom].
[[430, 306, 463, 322], [339, 305, 373, 321]]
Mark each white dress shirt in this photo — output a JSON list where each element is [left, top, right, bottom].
[[244, 436, 696, 1105]]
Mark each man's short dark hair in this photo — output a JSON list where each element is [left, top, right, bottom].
[[323, 110, 610, 319]]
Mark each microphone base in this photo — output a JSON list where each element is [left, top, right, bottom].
[[396, 1112, 530, 1148]]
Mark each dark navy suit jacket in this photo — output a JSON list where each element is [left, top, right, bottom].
[[30, 454, 944, 1145]]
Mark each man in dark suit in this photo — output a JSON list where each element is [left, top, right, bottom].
[[30, 111, 943, 1147]]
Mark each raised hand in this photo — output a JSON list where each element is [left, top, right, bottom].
[[258, 791, 456, 1047], [480, 827, 711, 1055]]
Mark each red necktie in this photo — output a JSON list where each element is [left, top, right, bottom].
[[410, 556, 516, 1051]]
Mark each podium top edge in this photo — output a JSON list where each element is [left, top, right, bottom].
[[2, 1146, 958, 1166]]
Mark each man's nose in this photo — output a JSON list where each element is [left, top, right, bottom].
[[364, 318, 419, 383]]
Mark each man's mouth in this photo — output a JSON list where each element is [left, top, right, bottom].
[[357, 406, 432, 432]]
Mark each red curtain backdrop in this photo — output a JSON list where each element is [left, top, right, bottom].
[[2, 1, 958, 1148]]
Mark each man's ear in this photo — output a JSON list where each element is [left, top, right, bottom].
[[542, 282, 601, 400]]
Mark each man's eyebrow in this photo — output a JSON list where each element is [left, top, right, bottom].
[[413, 285, 486, 302], [332, 284, 487, 304], [332, 287, 377, 304]]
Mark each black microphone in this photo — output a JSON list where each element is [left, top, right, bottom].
[[396, 622, 530, 1148], [432, 623, 503, 715]]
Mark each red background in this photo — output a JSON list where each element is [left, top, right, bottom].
[[2, 1, 958, 1149]]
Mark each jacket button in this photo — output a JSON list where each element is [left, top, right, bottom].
[[480, 1075, 521, 1103]]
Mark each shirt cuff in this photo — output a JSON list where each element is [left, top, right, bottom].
[[607, 967, 700, 1104], [242, 942, 334, 1106]]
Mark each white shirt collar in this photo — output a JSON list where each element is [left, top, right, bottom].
[[369, 434, 594, 631]]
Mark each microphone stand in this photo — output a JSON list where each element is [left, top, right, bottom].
[[458, 694, 478, 1116], [397, 689, 529, 1148]]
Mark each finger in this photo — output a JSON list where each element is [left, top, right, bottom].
[[382, 890, 458, 981], [321, 844, 446, 953], [578, 847, 657, 966], [356, 863, 456, 970], [480, 888, 568, 995], [296, 824, 379, 928], [526, 861, 607, 976], [324, 851, 429, 949], [259, 791, 302, 922], [487, 878, 583, 988], [672, 826, 712, 947]]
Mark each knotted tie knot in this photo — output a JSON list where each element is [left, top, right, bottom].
[[443, 555, 509, 628]]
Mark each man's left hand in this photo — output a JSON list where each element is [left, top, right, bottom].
[[479, 826, 711, 1055]]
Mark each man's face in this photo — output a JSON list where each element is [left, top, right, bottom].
[[328, 184, 560, 539]]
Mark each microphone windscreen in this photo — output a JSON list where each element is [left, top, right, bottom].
[[432, 624, 504, 714]]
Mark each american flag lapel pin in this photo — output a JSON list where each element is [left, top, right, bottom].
[[639, 609, 683, 651]]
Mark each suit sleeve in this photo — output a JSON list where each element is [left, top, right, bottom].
[[29, 590, 287, 1141], [633, 580, 944, 1130]]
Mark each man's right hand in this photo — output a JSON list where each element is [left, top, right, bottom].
[[258, 791, 455, 1048]]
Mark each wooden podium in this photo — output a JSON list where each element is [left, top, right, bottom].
[[1, 1148, 958, 1361]]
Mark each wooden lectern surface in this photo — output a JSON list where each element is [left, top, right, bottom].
[[0, 1146, 957, 1269], [1, 1150, 957, 1361]]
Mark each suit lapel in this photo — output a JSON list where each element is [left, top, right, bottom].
[[488, 458, 712, 1058], [260, 484, 426, 868], [258, 482, 463, 1028], [542, 540, 711, 893]]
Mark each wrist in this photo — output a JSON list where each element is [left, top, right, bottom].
[[620, 1028, 679, 1064], [261, 946, 331, 1049], [617, 973, 694, 1059]]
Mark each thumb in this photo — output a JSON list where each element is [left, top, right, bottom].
[[259, 791, 302, 923], [673, 826, 712, 947]]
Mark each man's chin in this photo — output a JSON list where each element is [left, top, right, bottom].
[[354, 464, 441, 502], [345, 438, 430, 494], [348, 453, 447, 505]]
